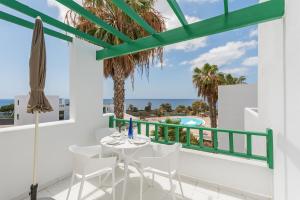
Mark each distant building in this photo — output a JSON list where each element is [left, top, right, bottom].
[[103, 103, 126, 114], [103, 104, 114, 114], [14, 95, 59, 126], [59, 98, 70, 120]]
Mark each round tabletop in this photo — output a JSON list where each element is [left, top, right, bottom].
[[100, 134, 151, 150]]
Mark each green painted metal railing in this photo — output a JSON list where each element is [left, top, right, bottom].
[[109, 116, 274, 169]]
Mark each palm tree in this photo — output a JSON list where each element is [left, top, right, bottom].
[[220, 73, 246, 85], [192, 63, 220, 128], [192, 64, 247, 128], [66, 0, 165, 119]]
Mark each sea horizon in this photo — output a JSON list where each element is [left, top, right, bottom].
[[1, 98, 203, 109]]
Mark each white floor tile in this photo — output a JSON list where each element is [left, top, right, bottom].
[[35, 169, 264, 200]]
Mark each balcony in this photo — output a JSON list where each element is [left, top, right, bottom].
[[22, 164, 269, 200], [0, 39, 273, 200]]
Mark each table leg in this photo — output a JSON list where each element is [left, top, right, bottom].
[[122, 150, 128, 200]]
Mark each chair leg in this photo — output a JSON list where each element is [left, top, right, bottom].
[[140, 171, 143, 200], [151, 172, 155, 187], [66, 173, 75, 200], [78, 178, 85, 200], [112, 170, 115, 200], [168, 173, 176, 200], [99, 175, 102, 187], [122, 162, 128, 200], [177, 173, 184, 199]]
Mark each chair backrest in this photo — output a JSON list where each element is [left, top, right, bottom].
[[94, 128, 117, 141], [69, 145, 116, 176], [69, 145, 94, 175], [156, 143, 181, 171]]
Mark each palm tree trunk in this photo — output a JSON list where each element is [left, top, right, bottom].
[[112, 66, 125, 119], [207, 96, 216, 147], [211, 99, 218, 128], [208, 97, 217, 128]]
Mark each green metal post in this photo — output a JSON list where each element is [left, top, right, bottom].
[[247, 134, 252, 157], [137, 122, 141, 135], [146, 123, 149, 137], [267, 129, 274, 169], [199, 129, 204, 148], [155, 124, 159, 141], [175, 127, 180, 143], [109, 115, 114, 128], [229, 131, 234, 153], [186, 128, 191, 146], [164, 126, 168, 143], [213, 130, 218, 150], [224, 0, 229, 15]]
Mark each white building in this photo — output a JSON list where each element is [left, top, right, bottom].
[[59, 98, 70, 120], [14, 95, 59, 126], [218, 84, 258, 152]]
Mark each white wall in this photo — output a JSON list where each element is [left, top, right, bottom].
[[179, 149, 272, 198], [14, 95, 59, 126], [0, 38, 107, 200], [256, 0, 300, 199], [218, 84, 257, 152], [244, 108, 266, 156]]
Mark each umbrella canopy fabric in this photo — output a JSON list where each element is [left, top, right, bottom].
[[27, 18, 53, 113]]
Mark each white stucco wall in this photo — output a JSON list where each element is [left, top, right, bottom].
[[0, 38, 107, 200], [14, 95, 59, 126], [179, 149, 272, 198], [244, 108, 267, 156], [255, 0, 300, 199], [218, 84, 257, 152]]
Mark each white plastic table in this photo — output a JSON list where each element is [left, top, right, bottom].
[[100, 134, 150, 200]]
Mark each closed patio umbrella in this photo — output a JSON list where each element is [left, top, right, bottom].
[[27, 17, 53, 200]]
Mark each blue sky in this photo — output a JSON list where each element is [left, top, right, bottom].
[[0, 0, 258, 99]]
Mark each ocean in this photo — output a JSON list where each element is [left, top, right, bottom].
[[1, 99, 202, 109], [0, 99, 14, 107], [104, 99, 202, 109]]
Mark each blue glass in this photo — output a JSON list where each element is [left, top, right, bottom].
[[128, 118, 133, 139]]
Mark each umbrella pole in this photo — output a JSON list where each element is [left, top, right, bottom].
[[30, 111, 39, 200]]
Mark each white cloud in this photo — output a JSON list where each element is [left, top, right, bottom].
[[242, 56, 258, 66], [220, 67, 248, 76], [186, 40, 257, 69], [249, 29, 258, 38], [165, 37, 208, 52], [47, 0, 81, 21]]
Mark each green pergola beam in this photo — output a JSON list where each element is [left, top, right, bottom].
[[55, 0, 132, 43], [167, 0, 188, 26], [96, 0, 284, 60], [111, 0, 156, 35], [224, 0, 229, 15], [0, 11, 72, 42], [0, 0, 111, 48]]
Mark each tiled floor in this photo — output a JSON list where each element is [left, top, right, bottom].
[[23, 166, 269, 200]]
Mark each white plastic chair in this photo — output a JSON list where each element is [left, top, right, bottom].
[[95, 128, 119, 157], [137, 143, 184, 200], [66, 145, 117, 200]]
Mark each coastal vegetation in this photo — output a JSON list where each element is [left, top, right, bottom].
[[151, 118, 213, 147], [126, 100, 209, 119], [192, 63, 246, 128], [0, 104, 14, 113], [153, 118, 199, 145], [66, 0, 165, 119]]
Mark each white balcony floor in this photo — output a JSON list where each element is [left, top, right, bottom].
[[23, 166, 268, 200]]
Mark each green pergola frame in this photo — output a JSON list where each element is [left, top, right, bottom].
[[0, 0, 284, 60]]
